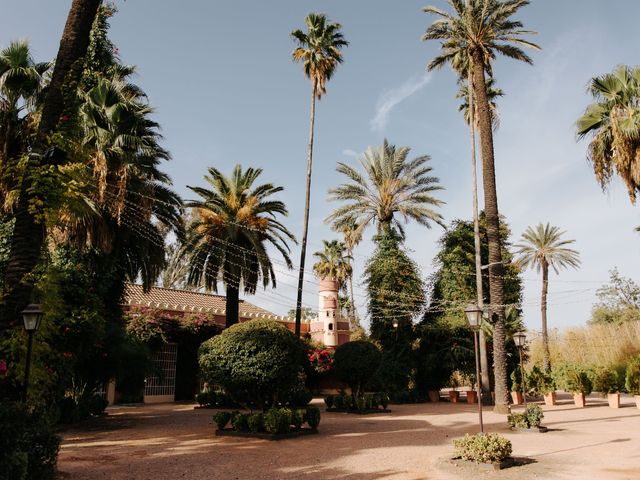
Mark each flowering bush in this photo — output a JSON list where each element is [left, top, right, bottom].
[[308, 347, 334, 374]]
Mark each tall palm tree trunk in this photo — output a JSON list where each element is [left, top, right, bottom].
[[541, 261, 550, 372], [471, 49, 509, 413], [1, 0, 101, 333], [348, 269, 356, 320], [467, 68, 492, 401], [225, 284, 240, 328], [294, 84, 317, 337]]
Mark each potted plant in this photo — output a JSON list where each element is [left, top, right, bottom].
[[527, 364, 556, 406], [590, 365, 621, 408], [510, 368, 524, 406], [448, 374, 460, 403], [625, 356, 640, 409], [555, 363, 592, 408]]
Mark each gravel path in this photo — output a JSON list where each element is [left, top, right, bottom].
[[57, 394, 640, 479]]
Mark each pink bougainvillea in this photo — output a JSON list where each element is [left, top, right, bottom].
[[0, 359, 7, 377]]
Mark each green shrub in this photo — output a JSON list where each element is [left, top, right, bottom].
[[507, 412, 529, 429], [196, 390, 211, 406], [525, 404, 544, 428], [231, 412, 249, 432], [247, 413, 264, 433], [264, 408, 292, 434], [380, 393, 389, 409], [0, 400, 60, 480], [453, 433, 512, 464], [332, 394, 344, 410], [324, 396, 334, 409], [625, 356, 640, 395], [333, 341, 382, 398], [526, 364, 555, 396], [305, 406, 321, 429], [554, 363, 593, 394], [281, 382, 313, 407], [291, 409, 304, 429], [199, 320, 307, 408], [590, 366, 620, 395], [212, 411, 232, 430], [510, 366, 525, 391], [88, 395, 109, 416]]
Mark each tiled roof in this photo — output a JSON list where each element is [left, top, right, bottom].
[[124, 283, 292, 322]]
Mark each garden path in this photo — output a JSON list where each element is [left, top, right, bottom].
[[57, 394, 640, 479]]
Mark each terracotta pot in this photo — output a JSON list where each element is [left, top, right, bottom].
[[573, 392, 586, 408], [467, 390, 478, 404], [428, 390, 440, 403], [511, 391, 524, 405], [543, 391, 557, 406], [449, 391, 460, 403], [607, 392, 620, 408], [634, 395, 640, 409]]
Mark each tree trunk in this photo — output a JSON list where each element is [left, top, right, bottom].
[[1, 0, 101, 332], [225, 284, 240, 328], [294, 83, 317, 337], [471, 48, 509, 414], [541, 261, 551, 372], [467, 65, 492, 402]]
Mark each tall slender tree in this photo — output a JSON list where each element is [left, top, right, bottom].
[[423, 0, 539, 412], [515, 223, 580, 372], [291, 13, 348, 337], [312, 239, 352, 288], [184, 165, 295, 327], [1, 0, 102, 332], [576, 65, 640, 204], [339, 221, 363, 331]]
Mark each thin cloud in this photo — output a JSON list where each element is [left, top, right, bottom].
[[342, 149, 358, 157], [370, 73, 432, 132]]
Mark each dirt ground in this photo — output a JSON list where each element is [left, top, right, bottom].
[[57, 393, 640, 480]]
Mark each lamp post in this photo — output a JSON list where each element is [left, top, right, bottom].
[[464, 303, 484, 433], [21, 304, 43, 403], [513, 331, 527, 407]]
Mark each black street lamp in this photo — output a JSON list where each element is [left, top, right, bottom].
[[464, 303, 484, 433], [513, 331, 527, 407], [21, 304, 43, 403]]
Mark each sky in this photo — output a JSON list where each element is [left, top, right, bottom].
[[2, 0, 639, 333]]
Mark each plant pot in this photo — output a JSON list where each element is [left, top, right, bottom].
[[634, 395, 640, 409], [467, 390, 478, 404], [449, 391, 460, 403], [573, 392, 586, 408], [511, 391, 523, 405], [428, 390, 440, 403], [607, 392, 620, 408], [543, 391, 557, 406]]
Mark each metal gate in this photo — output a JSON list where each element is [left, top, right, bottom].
[[144, 342, 177, 403]]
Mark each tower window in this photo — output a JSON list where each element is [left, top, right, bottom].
[[328, 323, 334, 331]]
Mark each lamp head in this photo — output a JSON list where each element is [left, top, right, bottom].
[[21, 304, 43, 332], [513, 331, 527, 348], [464, 303, 482, 330]]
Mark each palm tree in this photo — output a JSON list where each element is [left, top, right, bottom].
[[338, 220, 362, 324], [327, 139, 444, 238], [313, 239, 352, 288], [457, 77, 503, 129], [0, 40, 50, 212], [184, 165, 296, 327], [576, 65, 640, 204], [423, 0, 539, 412], [2, 0, 101, 332], [515, 223, 580, 372], [291, 13, 348, 337]]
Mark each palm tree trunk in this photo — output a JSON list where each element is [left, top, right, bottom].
[[467, 67, 492, 401], [225, 284, 240, 328], [541, 261, 551, 372], [348, 269, 356, 320], [1, 0, 101, 333], [471, 48, 509, 414], [294, 84, 317, 337]]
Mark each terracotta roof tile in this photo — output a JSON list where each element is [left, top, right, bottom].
[[124, 283, 290, 321]]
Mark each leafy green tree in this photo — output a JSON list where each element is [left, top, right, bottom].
[[590, 268, 640, 325], [2, 0, 102, 334], [184, 165, 295, 327], [515, 223, 580, 371], [312, 240, 352, 287], [577, 65, 640, 204], [423, 0, 539, 412], [327, 139, 444, 238], [291, 13, 348, 337], [333, 340, 382, 398]]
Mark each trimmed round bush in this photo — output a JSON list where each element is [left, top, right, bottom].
[[333, 341, 382, 397], [231, 412, 249, 432], [453, 433, 512, 463], [590, 366, 620, 395], [324, 396, 334, 409], [291, 409, 304, 429], [199, 320, 307, 408], [264, 408, 292, 434], [305, 406, 321, 429], [212, 411, 232, 430], [247, 413, 264, 433], [554, 363, 593, 394]]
